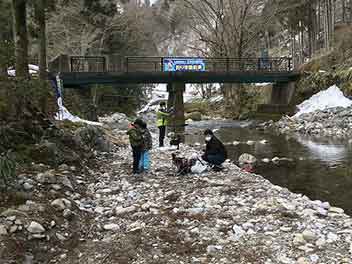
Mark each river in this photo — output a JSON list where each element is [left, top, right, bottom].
[[185, 120, 352, 215]]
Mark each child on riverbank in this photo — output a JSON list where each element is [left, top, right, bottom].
[[139, 120, 152, 171], [127, 119, 144, 174]]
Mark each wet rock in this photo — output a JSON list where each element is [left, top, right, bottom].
[[238, 153, 257, 167], [27, 221, 45, 234], [232, 140, 240, 146], [262, 158, 270, 163], [329, 207, 344, 214], [272, 157, 280, 164]]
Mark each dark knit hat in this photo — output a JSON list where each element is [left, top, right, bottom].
[[134, 118, 144, 127]]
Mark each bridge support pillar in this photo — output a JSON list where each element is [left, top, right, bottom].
[[167, 82, 185, 140], [270, 81, 296, 105]]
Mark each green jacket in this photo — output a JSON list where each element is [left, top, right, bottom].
[[127, 126, 144, 148], [157, 108, 169, 127]]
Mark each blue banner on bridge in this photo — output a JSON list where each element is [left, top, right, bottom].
[[163, 58, 205, 72]]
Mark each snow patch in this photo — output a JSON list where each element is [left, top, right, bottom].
[[55, 105, 102, 126], [7, 64, 40, 77], [294, 85, 352, 117]]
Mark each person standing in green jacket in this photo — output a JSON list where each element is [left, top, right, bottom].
[[157, 102, 170, 147], [127, 119, 144, 174]]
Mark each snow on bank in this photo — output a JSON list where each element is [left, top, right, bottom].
[[7, 64, 40, 77], [294, 85, 352, 117], [55, 105, 102, 126]]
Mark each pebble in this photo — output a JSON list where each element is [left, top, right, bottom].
[[27, 222, 45, 234], [23, 182, 34, 191], [103, 224, 119, 231], [0, 225, 8, 236], [115, 205, 137, 216], [9, 224, 18, 233], [51, 198, 72, 211], [302, 230, 317, 242], [329, 207, 344, 214]]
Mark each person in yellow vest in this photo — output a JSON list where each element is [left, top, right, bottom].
[[157, 102, 170, 147]]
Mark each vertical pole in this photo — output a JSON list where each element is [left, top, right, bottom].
[[288, 58, 292, 71], [160, 57, 164, 72], [125, 57, 128, 73], [70, 57, 73, 72], [173, 82, 186, 141], [226, 57, 229, 72]]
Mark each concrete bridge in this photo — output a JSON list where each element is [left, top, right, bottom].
[[49, 55, 300, 132]]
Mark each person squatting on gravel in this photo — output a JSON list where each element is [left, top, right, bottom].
[[202, 129, 227, 167]]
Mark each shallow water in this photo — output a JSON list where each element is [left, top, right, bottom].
[[185, 120, 352, 215]]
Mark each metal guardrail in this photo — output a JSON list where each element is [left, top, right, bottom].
[[70, 56, 106, 72], [69, 56, 293, 73]]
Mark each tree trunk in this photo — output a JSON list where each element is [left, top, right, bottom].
[[342, 0, 346, 23], [308, 2, 317, 57], [12, 0, 29, 78], [35, 0, 47, 80]]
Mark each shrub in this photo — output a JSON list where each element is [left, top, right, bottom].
[[0, 152, 16, 188]]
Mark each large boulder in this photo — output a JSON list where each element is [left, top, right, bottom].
[[74, 125, 112, 152], [238, 153, 257, 167], [186, 111, 202, 121], [99, 113, 129, 130]]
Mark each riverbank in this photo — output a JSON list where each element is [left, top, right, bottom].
[[260, 105, 352, 139], [1, 124, 352, 263]]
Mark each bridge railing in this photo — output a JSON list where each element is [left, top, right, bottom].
[[124, 57, 292, 73], [68, 56, 293, 73], [70, 56, 107, 72]]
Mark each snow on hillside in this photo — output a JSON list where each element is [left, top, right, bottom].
[[294, 85, 352, 117]]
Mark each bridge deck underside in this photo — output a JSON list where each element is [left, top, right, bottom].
[[60, 71, 300, 87]]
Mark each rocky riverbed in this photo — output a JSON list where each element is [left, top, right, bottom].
[[260, 106, 352, 139], [1, 123, 352, 263]]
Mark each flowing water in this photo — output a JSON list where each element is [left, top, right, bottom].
[[185, 120, 352, 215]]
